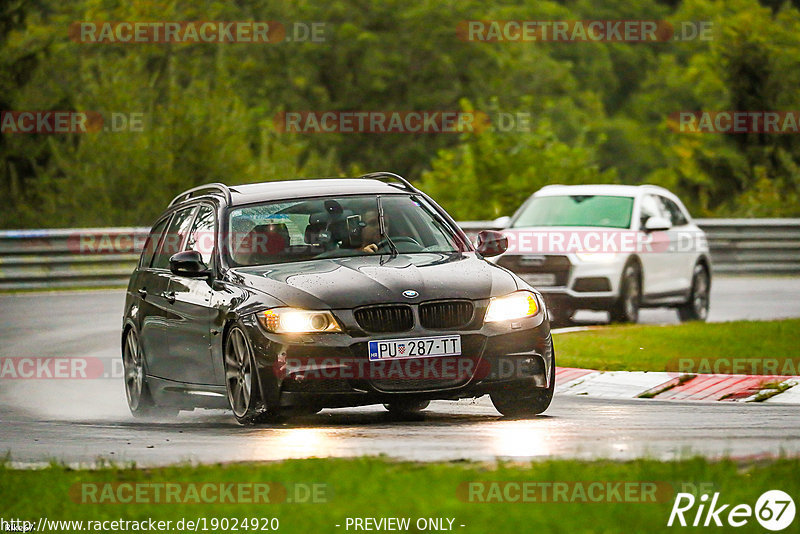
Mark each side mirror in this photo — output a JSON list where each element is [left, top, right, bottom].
[[475, 230, 508, 258], [492, 215, 511, 229], [643, 216, 672, 232], [169, 250, 211, 278]]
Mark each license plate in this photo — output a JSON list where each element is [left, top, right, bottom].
[[368, 335, 461, 361], [522, 273, 557, 286]]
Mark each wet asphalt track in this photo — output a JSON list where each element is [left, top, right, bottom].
[[1, 275, 799, 466]]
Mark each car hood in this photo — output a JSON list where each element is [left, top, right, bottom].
[[229, 252, 518, 309]]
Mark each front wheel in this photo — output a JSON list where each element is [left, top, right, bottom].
[[677, 264, 710, 322], [609, 264, 640, 323], [224, 326, 282, 425], [490, 339, 555, 417]]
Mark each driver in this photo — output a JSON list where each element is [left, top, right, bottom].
[[360, 209, 382, 253]]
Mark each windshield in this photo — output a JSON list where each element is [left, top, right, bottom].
[[511, 195, 634, 229], [226, 194, 462, 266]]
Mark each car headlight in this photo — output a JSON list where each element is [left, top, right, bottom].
[[575, 252, 618, 263], [258, 308, 342, 333], [484, 291, 540, 323]]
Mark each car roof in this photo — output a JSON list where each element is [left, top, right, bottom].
[[229, 179, 412, 205], [170, 178, 414, 209], [533, 184, 672, 197]]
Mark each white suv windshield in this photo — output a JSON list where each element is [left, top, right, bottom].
[[227, 194, 461, 266], [512, 195, 634, 229]]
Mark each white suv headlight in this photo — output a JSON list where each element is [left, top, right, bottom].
[[484, 291, 540, 323]]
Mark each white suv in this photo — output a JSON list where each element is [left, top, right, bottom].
[[492, 184, 711, 324]]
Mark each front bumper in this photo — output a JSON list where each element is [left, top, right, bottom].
[[240, 304, 552, 409], [499, 253, 628, 313]]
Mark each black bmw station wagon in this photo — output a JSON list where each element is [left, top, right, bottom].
[[122, 173, 555, 424]]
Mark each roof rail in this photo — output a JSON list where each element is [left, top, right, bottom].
[[168, 183, 232, 207], [639, 183, 670, 191], [359, 172, 419, 193]]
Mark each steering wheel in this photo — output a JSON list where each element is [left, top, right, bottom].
[[375, 236, 422, 251]]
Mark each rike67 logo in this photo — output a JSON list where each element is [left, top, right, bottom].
[[668, 490, 795, 530]]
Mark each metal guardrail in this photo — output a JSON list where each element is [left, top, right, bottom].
[[0, 227, 148, 290], [692, 219, 800, 274], [1, 220, 799, 289], [460, 219, 800, 275]]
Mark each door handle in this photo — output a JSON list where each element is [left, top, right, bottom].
[[137, 288, 147, 299], [162, 291, 176, 304]]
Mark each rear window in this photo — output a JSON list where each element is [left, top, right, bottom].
[[512, 195, 634, 229]]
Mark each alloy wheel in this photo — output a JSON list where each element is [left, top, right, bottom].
[[123, 330, 144, 410], [225, 328, 254, 418]]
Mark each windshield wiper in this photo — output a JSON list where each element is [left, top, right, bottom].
[[376, 196, 398, 263]]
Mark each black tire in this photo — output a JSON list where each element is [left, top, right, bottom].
[[490, 339, 555, 417], [383, 399, 430, 415], [123, 328, 177, 419], [609, 264, 640, 323], [224, 325, 283, 425], [677, 264, 710, 322]]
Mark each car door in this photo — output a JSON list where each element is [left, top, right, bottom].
[[657, 195, 695, 294], [636, 193, 673, 296], [135, 215, 171, 376], [166, 203, 219, 385], [143, 205, 197, 381]]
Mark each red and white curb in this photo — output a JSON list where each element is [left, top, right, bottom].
[[555, 367, 800, 403]]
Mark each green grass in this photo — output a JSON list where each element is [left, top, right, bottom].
[[554, 319, 800, 372], [1, 457, 798, 533]]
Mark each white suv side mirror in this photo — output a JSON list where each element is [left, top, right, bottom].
[[643, 216, 672, 232]]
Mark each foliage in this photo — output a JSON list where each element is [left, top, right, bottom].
[[2, 0, 800, 227]]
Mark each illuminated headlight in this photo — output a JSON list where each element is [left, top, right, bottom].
[[575, 252, 618, 263], [258, 308, 342, 333], [484, 291, 540, 323]]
